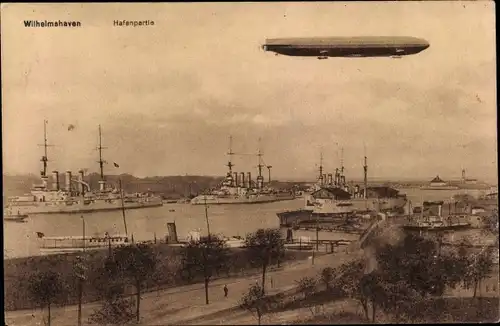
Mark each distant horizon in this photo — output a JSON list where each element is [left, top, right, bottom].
[[3, 171, 497, 185]]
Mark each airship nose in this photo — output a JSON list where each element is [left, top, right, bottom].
[[262, 44, 268, 51], [419, 38, 430, 49]]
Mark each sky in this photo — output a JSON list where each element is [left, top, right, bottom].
[[1, 2, 497, 182]]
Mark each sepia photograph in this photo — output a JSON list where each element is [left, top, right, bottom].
[[2, 1, 498, 325]]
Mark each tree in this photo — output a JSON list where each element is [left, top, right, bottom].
[[358, 272, 386, 323], [181, 234, 230, 304], [89, 256, 136, 325], [375, 233, 461, 297], [297, 276, 320, 316], [464, 247, 494, 297], [240, 283, 282, 325], [320, 267, 336, 291], [112, 243, 157, 323], [28, 270, 64, 326], [244, 228, 285, 295], [297, 276, 317, 300], [336, 259, 372, 321]]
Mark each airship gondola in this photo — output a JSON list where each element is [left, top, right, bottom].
[[262, 36, 429, 58]]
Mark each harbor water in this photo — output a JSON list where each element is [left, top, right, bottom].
[[3, 188, 485, 259]]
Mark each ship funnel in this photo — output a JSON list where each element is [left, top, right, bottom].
[[247, 172, 252, 188], [323, 174, 327, 186], [52, 171, 60, 191], [240, 172, 245, 188], [257, 176, 264, 189], [65, 171, 72, 192], [78, 170, 85, 194], [233, 172, 239, 187], [327, 174, 333, 185]]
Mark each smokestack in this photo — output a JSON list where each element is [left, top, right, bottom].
[[78, 170, 85, 194], [240, 172, 245, 188], [335, 168, 339, 185], [438, 203, 442, 218], [233, 172, 238, 187], [323, 174, 327, 186], [247, 172, 252, 188], [52, 171, 59, 191], [257, 176, 264, 189], [41, 176, 48, 189], [327, 174, 333, 185], [65, 171, 72, 192], [99, 180, 105, 192]]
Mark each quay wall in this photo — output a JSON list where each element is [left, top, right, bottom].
[[4, 243, 313, 311]]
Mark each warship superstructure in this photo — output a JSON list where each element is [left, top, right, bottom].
[[277, 150, 407, 226], [4, 122, 163, 215], [190, 137, 295, 205]]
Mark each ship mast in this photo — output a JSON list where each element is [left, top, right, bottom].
[[318, 151, 324, 186], [96, 125, 107, 191], [227, 135, 234, 174], [257, 138, 264, 179], [340, 147, 344, 176], [257, 137, 264, 189], [38, 120, 52, 178], [363, 144, 368, 200], [97, 125, 106, 180]]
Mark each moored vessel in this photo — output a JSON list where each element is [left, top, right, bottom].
[[191, 136, 295, 205], [277, 152, 407, 227], [36, 232, 130, 255], [402, 201, 471, 232], [4, 122, 163, 215], [420, 175, 459, 190]]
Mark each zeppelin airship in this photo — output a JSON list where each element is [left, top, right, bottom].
[[262, 36, 429, 59]]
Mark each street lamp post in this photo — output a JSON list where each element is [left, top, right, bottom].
[[119, 178, 128, 237], [204, 194, 211, 240], [77, 215, 86, 326]]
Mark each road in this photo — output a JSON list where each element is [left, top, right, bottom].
[[5, 250, 362, 326]]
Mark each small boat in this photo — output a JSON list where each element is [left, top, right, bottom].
[[36, 232, 130, 254], [4, 214, 28, 222], [4, 208, 29, 222], [402, 218, 471, 232]]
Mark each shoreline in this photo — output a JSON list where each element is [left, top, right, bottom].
[[4, 242, 318, 312]]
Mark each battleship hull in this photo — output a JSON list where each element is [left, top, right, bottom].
[[278, 197, 407, 226], [420, 186, 460, 190], [190, 194, 295, 205], [402, 223, 471, 232], [6, 199, 163, 215]]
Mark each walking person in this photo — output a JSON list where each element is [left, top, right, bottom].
[[223, 284, 228, 298]]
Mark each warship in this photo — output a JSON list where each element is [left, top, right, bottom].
[[4, 122, 163, 215], [277, 152, 407, 227], [402, 201, 471, 232], [420, 175, 460, 190], [190, 137, 295, 205]]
